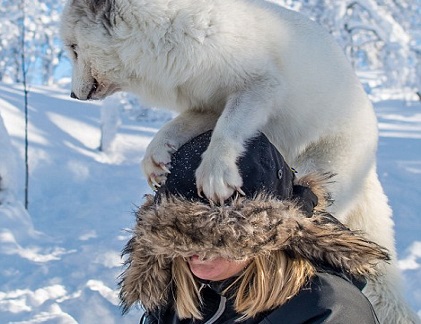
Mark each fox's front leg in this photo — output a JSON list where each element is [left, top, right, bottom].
[[196, 75, 282, 203], [142, 110, 219, 188]]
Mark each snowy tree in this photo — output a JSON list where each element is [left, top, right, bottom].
[[0, 0, 64, 85], [270, 0, 419, 92], [0, 1, 22, 83], [342, 0, 416, 89]]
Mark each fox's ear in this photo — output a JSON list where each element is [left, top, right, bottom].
[[86, 0, 113, 15], [71, 0, 117, 26]]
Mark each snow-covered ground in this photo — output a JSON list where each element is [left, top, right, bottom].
[[0, 82, 420, 323]]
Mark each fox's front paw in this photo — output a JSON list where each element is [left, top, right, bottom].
[[195, 151, 244, 204], [142, 141, 177, 189]]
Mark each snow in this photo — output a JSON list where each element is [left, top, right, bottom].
[[0, 82, 420, 322]]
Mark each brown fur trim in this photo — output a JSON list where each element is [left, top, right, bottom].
[[119, 173, 389, 312], [119, 238, 171, 314]]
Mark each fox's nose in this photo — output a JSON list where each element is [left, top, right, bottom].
[[70, 92, 78, 99]]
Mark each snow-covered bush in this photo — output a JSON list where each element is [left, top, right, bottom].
[[0, 112, 18, 203]]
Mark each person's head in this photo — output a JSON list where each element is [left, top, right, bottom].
[[119, 131, 389, 319], [149, 131, 317, 318], [148, 131, 319, 318]]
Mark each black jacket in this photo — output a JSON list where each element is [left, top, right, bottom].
[[140, 272, 379, 324]]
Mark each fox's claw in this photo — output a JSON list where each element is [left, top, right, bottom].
[[151, 177, 161, 189], [160, 163, 171, 174], [167, 143, 177, 154], [236, 187, 246, 196], [142, 140, 177, 191]]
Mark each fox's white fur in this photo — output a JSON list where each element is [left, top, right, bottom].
[[61, 0, 418, 322]]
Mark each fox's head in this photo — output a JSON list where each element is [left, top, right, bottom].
[[60, 0, 126, 100]]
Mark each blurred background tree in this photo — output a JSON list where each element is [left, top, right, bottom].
[[0, 0, 64, 85]]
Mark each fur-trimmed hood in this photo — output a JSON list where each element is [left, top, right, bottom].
[[119, 174, 389, 313]]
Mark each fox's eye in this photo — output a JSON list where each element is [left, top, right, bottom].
[[70, 44, 78, 59]]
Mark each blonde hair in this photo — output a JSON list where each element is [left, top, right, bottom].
[[172, 251, 315, 320]]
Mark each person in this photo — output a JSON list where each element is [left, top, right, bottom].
[[119, 131, 389, 324]]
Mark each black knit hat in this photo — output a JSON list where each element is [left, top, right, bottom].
[[157, 130, 317, 213]]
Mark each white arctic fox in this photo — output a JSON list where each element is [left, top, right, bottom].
[[60, 0, 418, 322]]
